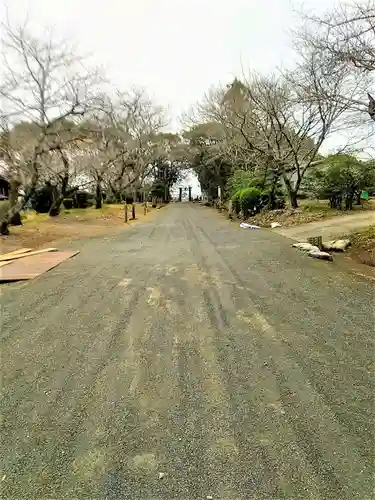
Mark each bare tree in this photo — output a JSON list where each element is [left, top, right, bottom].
[[296, 2, 375, 122], [298, 1, 375, 72], [197, 46, 362, 207], [77, 88, 167, 207], [0, 19, 100, 231], [36, 136, 94, 214], [116, 88, 167, 197]]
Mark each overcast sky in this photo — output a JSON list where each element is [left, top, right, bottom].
[[0, 0, 344, 196], [0, 0, 337, 130]]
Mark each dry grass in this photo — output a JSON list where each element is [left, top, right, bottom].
[[244, 198, 375, 228], [345, 225, 375, 267], [298, 197, 375, 212], [0, 204, 155, 254]]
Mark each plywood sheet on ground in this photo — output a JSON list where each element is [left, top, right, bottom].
[[0, 251, 79, 282], [0, 247, 57, 262], [0, 248, 32, 260]]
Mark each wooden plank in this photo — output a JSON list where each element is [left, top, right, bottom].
[[0, 261, 11, 268], [0, 247, 58, 262], [0, 251, 79, 281], [0, 248, 33, 261]]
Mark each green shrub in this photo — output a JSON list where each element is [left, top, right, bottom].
[[105, 195, 122, 204], [63, 198, 73, 209], [239, 187, 261, 218], [150, 182, 166, 199], [231, 190, 242, 215], [73, 191, 91, 209], [228, 170, 260, 197], [31, 183, 53, 213]]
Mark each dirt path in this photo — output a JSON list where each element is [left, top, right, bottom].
[[275, 210, 375, 241], [1, 205, 373, 499]]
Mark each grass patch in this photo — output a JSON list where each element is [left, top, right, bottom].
[[1, 203, 155, 253]]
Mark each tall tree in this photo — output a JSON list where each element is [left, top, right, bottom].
[[0, 19, 100, 231], [183, 121, 234, 201], [151, 134, 187, 201], [196, 49, 361, 207], [76, 89, 167, 207]]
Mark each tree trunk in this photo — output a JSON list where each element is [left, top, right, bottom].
[[0, 173, 39, 235], [49, 185, 62, 216], [48, 196, 63, 216], [289, 190, 298, 208], [95, 182, 102, 209], [267, 174, 279, 209], [282, 173, 299, 208], [345, 194, 354, 210], [1, 136, 45, 234], [0, 221, 10, 235], [9, 178, 22, 226], [48, 150, 71, 217], [9, 178, 20, 208]]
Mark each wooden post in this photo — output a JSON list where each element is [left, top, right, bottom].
[[124, 203, 128, 223], [144, 201, 147, 215], [132, 203, 136, 220]]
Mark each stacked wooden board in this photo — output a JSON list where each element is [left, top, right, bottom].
[[0, 247, 79, 282]]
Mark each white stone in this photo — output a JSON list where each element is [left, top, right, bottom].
[[308, 250, 333, 261], [292, 242, 320, 252]]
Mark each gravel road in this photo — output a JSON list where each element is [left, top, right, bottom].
[[1, 204, 374, 499]]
